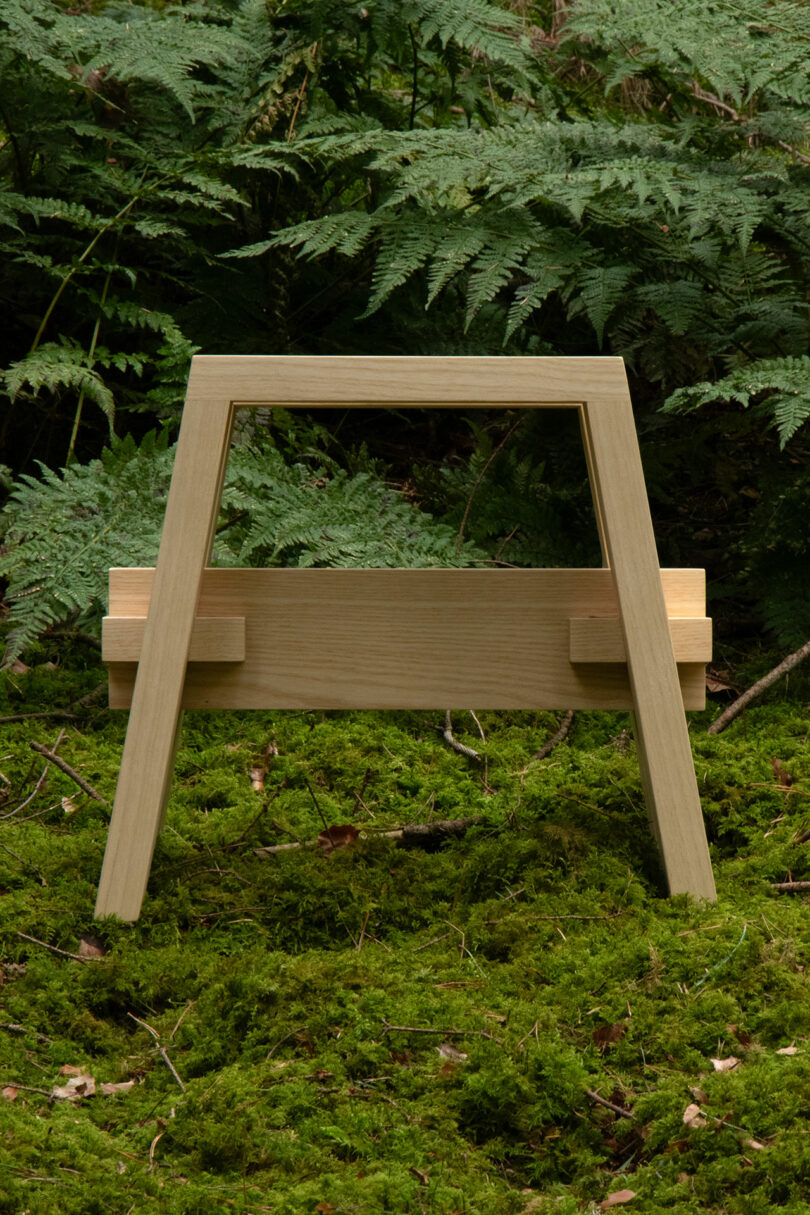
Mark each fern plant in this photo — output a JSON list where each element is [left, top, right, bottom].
[[0, 429, 486, 666]]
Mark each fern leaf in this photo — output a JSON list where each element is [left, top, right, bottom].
[[569, 266, 635, 347]]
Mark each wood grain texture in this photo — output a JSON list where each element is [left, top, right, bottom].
[[105, 568, 708, 710], [188, 353, 630, 408], [102, 616, 245, 662], [94, 379, 235, 921], [568, 615, 711, 663], [581, 388, 717, 900], [95, 354, 716, 919]]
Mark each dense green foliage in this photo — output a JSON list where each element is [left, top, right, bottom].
[[1, 0, 810, 654], [2, 643, 810, 1212]]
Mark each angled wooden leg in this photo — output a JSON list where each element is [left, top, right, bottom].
[[581, 388, 716, 901], [95, 374, 234, 920]]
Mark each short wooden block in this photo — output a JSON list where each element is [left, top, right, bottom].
[[102, 616, 245, 663], [569, 616, 712, 664]]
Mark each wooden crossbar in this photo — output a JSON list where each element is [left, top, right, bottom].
[[94, 356, 717, 920], [102, 568, 711, 710]]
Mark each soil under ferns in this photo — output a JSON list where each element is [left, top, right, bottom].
[[1, 639, 810, 1215]]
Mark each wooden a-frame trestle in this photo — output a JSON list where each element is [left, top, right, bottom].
[[96, 356, 717, 921]]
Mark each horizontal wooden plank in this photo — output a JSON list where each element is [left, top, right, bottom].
[[569, 616, 712, 664], [106, 568, 707, 711], [188, 354, 630, 408], [102, 616, 245, 663]]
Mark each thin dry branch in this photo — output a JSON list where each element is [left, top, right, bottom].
[[29, 741, 106, 802], [380, 1020, 495, 1040], [771, 880, 810, 893], [708, 640, 810, 735], [16, 932, 96, 964], [443, 710, 481, 761], [515, 709, 575, 775], [127, 1013, 186, 1092], [585, 1087, 635, 1119], [255, 817, 480, 857]]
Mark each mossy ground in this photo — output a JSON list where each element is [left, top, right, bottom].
[[1, 640, 810, 1214]]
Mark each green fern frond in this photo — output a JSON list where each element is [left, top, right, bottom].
[[568, 266, 636, 348], [4, 341, 115, 423], [663, 356, 810, 447]]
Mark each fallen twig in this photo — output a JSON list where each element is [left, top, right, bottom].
[[0, 711, 78, 725], [29, 741, 106, 802], [381, 1020, 495, 1040], [128, 1013, 186, 1092], [1, 1082, 53, 1097], [708, 640, 810, 735], [1, 729, 65, 820], [254, 817, 480, 857], [771, 881, 810, 893], [485, 909, 623, 925], [443, 710, 481, 761], [515, 709, 575, 775], [16, 932, 96, 963], [586, 1087, 635, 1119], [0, 1022, 53, 1045]]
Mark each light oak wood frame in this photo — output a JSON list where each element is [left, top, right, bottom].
[[95, 355, 717, 921]]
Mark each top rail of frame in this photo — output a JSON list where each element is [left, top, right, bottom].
[[186, 355, 630, 408]]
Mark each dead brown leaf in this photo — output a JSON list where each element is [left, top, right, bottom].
[[249, 765, 266, 792], [601, 1190, 636, 1208], [62, 796, 77, 815], [745, 1138, 767, 1151], [2, 1086, 18, 1100], [436, 1042, 467, 1062], [100, 1080, 135, 1095], [593, 1023, 626, 1052], [78, 935, 105, 959], [727, 1024, 752, 1048], [777, 1043, 798, 1055], [771, 758, 794, 787], [710, 1056, 740, 1072], [9, 659, 29, 675], [59, 1063, 87, 1076], [683, 1102, 707, 1128], [706, 669, 735, 693], [410, 1167, 430, 1186], [52, 1073, 96, 1101], [314, 1204, 336, 1214], [317, 824, 360, 853]]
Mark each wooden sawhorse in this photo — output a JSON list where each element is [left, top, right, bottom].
[[97, 356, 716, 920]]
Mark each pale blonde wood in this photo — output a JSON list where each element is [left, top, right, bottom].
[[94, 373, 235, 921], [568, 616, 712, 664], [108, 566, 707, 617], [96, 354, 716, 920], [102, 616, 246, 663], [192, 354, 630, 408], [581, 384, 717, 900], [105, 568, 707, 711]]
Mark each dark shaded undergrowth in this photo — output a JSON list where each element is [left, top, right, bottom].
[[1, 642, 810, 1214]]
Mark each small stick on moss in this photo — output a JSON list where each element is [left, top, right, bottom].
[[29, 741, 106, 803], [443, 711, 481, 761], [16, 932, 96, 963], [586, 1088, 635, 1119], [1, 728, 65, 820], [514, 709, 575, 776], [128, 1013, 186, 1092], [255, 817, 480, 857], [0, 1022, 53, 1045], [380, 1019, 496, 1041], [0, 711, 78, 725], [1, 1082, 53, 1097], [771, 880, 810, 892], [708, 639, 810, 735]]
